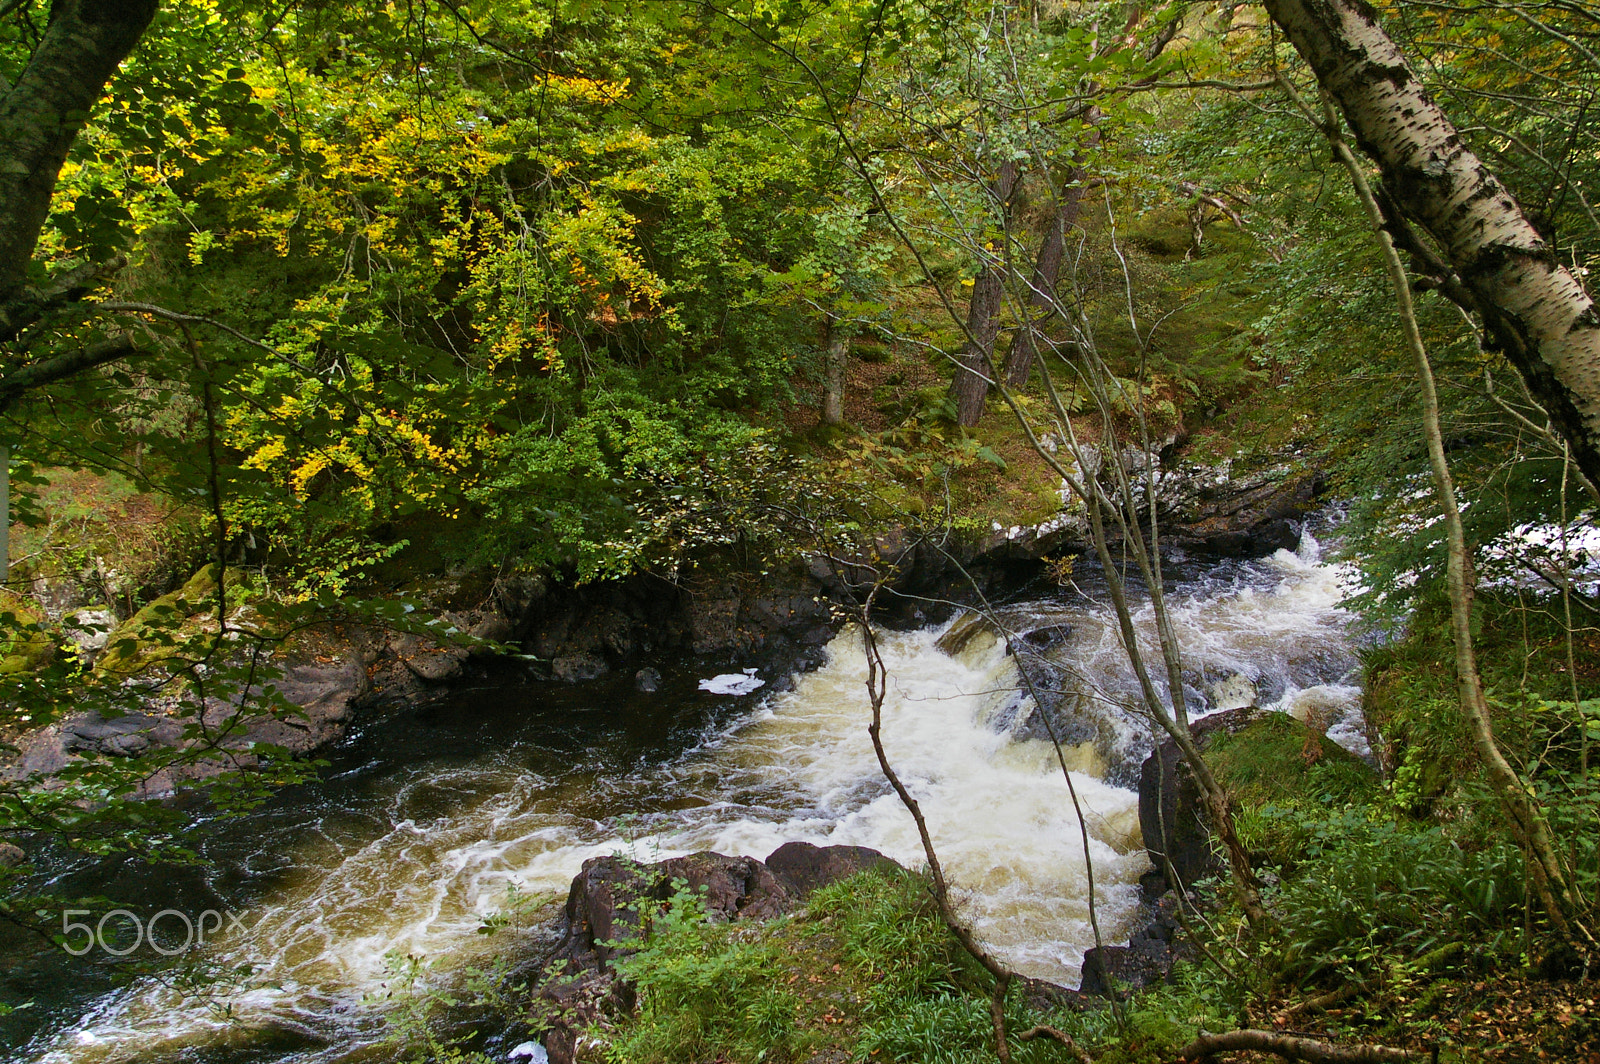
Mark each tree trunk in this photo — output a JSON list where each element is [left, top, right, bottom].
[[1002, 171, 1084, 389], [950, 161, 1019, 427], [0, 0, 158, 306], [1294, 73, 1598, 947], [1263, 0, 1600, 490], [821, 315, 849, 426]]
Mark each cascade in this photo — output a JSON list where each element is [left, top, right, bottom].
[[7, 535, 1363, 1064]]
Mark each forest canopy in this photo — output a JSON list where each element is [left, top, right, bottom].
[[0, 0, 1592, 603]]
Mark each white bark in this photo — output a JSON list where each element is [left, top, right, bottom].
[[822, 316, 848, 426], [1264, 0, 1600, 488]]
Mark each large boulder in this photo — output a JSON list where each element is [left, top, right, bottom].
[[549, 851, 797, 975], [529, 844, 900, 1064], [1137, 709, 1256, 893], [765, 841, 898, 901]]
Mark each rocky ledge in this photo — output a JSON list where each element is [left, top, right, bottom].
[[3, 449, 1323, 805], [512, 842, 900, 1064], [507, 841, 1115, 1064]]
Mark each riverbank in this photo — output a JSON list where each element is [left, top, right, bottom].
[[0, 446, 1326, 800], [3, 527, 1372, 1062]]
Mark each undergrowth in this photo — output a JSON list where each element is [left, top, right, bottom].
[[602, 866, 1243, 1064]]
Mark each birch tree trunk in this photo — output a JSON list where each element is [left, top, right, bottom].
[[821, 315, 849, 426], [1316, 100, 1595, 946], [1262, 0, 1600, 490]]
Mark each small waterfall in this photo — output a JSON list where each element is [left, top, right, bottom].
[[991, 533, 1367, 783], [13, 534, 1363, 1064]]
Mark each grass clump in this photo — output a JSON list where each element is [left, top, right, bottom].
[[607, 880, 809, 1064], [603, 864, 1245, 1064]]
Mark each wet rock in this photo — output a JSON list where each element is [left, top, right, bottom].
[[634, 667, 660, 693], [686, 594, 746, 655], [1079, 883, 1199, 999], [392, 632, 471, 683], [799, 624, 835, 646], [549, 852, 794, 974], [1160, 458, 1321, 559], [270, 659, 368, 729], [1019, 624, 1073, 650], [1137, 707, 1256, 892], [0, 841, 27, 868], [657, 852, 793, 922], [551, 652, 608, 683], [936, 611, 993, 656], [1207, 673, 1257, 712], [764, 841, 897, 901], [254, 657, 371, 750], [1080, 938, 1174, 997], [62, 712, 165, 757]]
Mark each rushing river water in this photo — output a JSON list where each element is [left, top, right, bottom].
[[1, 533, 1364, 1064]]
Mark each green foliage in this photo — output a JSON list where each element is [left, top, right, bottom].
[[609, 866, 1203, 1064], [608, 880, 809, 1064], [807, 864, 980, 1013], [1253, 808, 1525, 985], [1365, 591, 1600, 811], [1207, 713, 1381, 869]]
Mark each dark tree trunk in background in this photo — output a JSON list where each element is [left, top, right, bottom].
[[0, 0, 157, 310], [1264, 0, 1600, 490], [951, 160, 1019, 427], [1002, 171, 1085, 389]]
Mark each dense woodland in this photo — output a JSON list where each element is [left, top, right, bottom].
[[2, 0, 1600, 1061]]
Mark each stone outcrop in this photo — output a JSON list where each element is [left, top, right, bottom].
[[1080, 881, 1196, 997], [1138, 707, 1259, 892], [765, 841, 899, 901], [1157, 454, 1323, 558], [522, 842, 902, 1064], [960, 447, 1324, 565]]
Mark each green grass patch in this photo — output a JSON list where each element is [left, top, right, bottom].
[[602, 865, 1253, 1064]]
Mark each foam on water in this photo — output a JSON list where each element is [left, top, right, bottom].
[[22, 533, 1365, 1064], [26, 621, 1146, 1063]]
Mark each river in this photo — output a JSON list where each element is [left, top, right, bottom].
[[1, 532, 1363, 1064]]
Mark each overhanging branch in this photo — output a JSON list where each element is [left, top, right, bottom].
[[0, 333, 139, 414]]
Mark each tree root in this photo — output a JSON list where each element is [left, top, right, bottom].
[[1016, 1025, 1093, 1063], [1179, 1029, 1424, 1063]]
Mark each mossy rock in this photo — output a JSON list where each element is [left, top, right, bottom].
[[97, 564, 245, 677], [1207, 711, 1376, 808], [0, 595, 54, 675]]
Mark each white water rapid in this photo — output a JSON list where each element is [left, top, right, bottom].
[[14, 535, 1363, 1064]]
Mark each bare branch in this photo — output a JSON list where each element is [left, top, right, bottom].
[[0, 333, 139, 413], [1180, 1029, 1425, 1063]]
